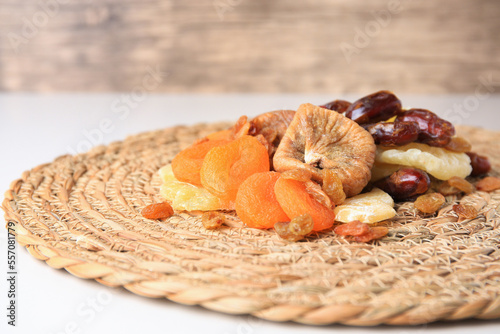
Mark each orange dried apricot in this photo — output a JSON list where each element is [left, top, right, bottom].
[[235, 172, 289, 229], [200, 135, 270, 201], [141, 202, 174, 219], [274, 176, 336, 231], [171, 138, 231, 186]]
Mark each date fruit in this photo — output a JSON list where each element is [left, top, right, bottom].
[[373, 167, 431, 201], [365, 121, 420, 146], [345, 91, 402, 124], [396, 109, 455, 147], [320, 99, 351, 113]]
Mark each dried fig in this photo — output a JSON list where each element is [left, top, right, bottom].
[[273, 103, 376, 197]]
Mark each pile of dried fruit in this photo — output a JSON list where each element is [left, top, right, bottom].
[[143, 91, 500, 243]]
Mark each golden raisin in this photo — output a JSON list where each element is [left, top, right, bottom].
[[334, 220, 370, 236], [476, 176, 500, 192], [141, 202, 174, 219], [274, 214, 314, 242], [414, 193, 446, 214], [453, 203, 479, 219], [355, 226, 389, 243], [447, 176, 474, 194], [437, 180, 461, 196], [445, 136, 472, 153], [322, 170, 346, 205], [201, 212, 225, 230], [334, 220, 388, 242]]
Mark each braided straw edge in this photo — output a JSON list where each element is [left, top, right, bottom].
[[3, 130, 500, 326]]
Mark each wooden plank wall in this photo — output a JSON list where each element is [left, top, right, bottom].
[[1, 0, 499, 93]]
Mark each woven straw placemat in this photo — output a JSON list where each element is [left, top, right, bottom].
[[3, 123, 500, 326]]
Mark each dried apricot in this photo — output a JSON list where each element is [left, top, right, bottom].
[[273, 103, 376, 197], [235, 172, 289, 229], [476, 176, 500, 192], [200, 135, 270, 201], [274, 176, 336, 231], [414, 193, 445, 214], [141, 202, 174, 219], [453, 203, 478, 219], [171, 138, 231, 186], [201, 212, 225, 230], [274, 214, 314, 242]]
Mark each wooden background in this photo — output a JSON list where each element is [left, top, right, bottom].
[[1, 0, 499, 94]]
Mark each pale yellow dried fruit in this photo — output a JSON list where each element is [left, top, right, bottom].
[[334, 188, 396, 224], [370, 162, 404, 182], [375, 142, 472, 180], [273, 103, 376, 197], [159, 165, 233, 211]]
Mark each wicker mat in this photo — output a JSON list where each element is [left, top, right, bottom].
[[3, 123, 500, 326]]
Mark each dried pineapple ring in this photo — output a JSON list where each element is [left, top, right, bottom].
[[159, 165, 233, 211], [376, 142, 472, 180], [333, 188, 396, 224], [273, 103, 376, 197]]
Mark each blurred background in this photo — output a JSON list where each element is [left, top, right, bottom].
[[2, 0, 499, 94]]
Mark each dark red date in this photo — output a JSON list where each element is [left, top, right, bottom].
[[320, 99, 351, 113], [374, 167, 431, 201], [396, 109, 455, 147], [466, 152, 491, 176], [345, 91, 402, 124], [365, 121, 420, 146]]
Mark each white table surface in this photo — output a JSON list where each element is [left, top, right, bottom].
[[1, 93, 500, 334]]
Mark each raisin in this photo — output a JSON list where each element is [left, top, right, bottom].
[[334, 221, 388, 242], [344, 91, 402, 124], [364, 121, 420, 146], [447, 176, 474, 194], [437, 181, 461, 196], [334, 220, 370, 236], [355, 226, 388, 243], [274, 214, 314, 242], [414, 193, 445, 214], [141, 202, 174, 219], [476, 176, 500, 192], [396, 109, 455, 147], [373, 168, 431, 201], [453, 203, 478, 219], [445, 136, 472, 153], [320, 99, 351, 113], [322, 170, 346, 205], [466, 152, 492, 176], [201, 211, 225, 230]]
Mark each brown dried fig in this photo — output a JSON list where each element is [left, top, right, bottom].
[[273, 103, 376, 197], [249, 110, 296, 156]]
